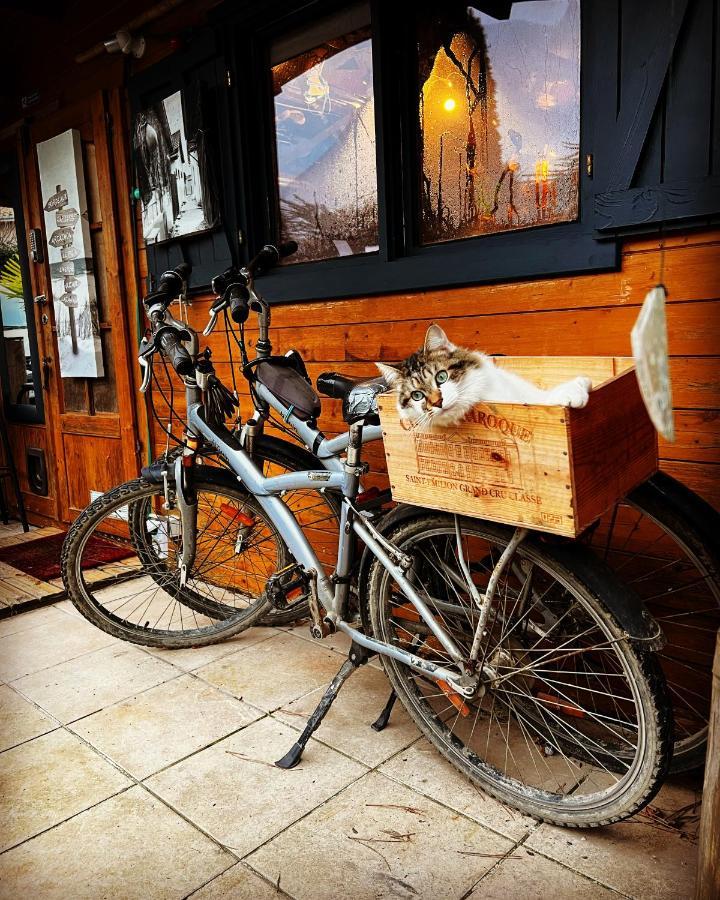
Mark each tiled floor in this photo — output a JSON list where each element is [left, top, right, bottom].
[[0, 605, 702, 899]]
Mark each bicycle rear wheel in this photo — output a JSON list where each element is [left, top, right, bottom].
[[368, 514, 673, 828], [62, 471, 287, 648], [582, 472, 720, 772]]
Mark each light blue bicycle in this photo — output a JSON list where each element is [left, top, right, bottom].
[[62, 246, 673, 827]]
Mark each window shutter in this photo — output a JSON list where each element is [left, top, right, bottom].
[[592, 0, 719, 233]]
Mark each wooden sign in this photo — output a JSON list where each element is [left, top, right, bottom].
[[379, 357, 658, 538], [44, 187, 68, 211], [631, 285, 675, 442], [55, 208, 79, 227], [48, 226, 74, 248], [37, 129, 103, 378]]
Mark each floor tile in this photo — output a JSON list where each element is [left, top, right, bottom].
[[144, 626, 276, 672], [0, 684, 57, 751], [525, 780, 699, 900], [13, 643, 179, 723], [380, 739, 535, 842], [0, 785, 233, 899], [71, 674, 263, 779], [273, 663, 419, 766], [467, 848, 618, 899], [146, 716, 366, 857], [52, 599, 83, 618], [0, 728, 131, 852], [0, 604, 68, 639], [189, 863, 282, 899], [248, 770, 515, 900], [196, 630, 348, 712], [0, 615, 116, 682]]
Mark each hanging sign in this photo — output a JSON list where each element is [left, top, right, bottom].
[[631, 285, 675, 442], [37, 129, 104, 378]]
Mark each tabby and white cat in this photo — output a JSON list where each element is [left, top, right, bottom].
[[377, 324, 592, 428]]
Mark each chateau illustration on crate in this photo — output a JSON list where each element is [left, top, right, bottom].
[[379, 357, 658, 537], [37, 128, 104, 379]]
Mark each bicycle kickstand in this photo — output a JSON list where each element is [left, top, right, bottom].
[[275, 641, 371, 769], [371, 689, 397, 732]]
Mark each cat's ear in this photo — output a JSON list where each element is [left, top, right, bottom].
[[424, 323, 454, 353], [376, 362, 402, 386]]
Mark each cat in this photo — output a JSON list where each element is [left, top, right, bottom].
[[377, 324, 592, 428]]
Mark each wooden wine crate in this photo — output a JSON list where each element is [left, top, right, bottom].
[[378, 357, 658, 538]]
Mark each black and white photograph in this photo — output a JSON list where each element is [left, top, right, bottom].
[[134, 89, 220, 244]]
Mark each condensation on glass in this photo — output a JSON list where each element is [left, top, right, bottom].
[[272, 15, 378, 264], [0, 206, 37, 409], [418, 1, 580, 245]]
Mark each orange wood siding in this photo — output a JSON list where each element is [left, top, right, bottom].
[[147, 228, 720, 512]]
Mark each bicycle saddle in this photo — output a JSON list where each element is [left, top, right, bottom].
[[317, 371, 389, 424]]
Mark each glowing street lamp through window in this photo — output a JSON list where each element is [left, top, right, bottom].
[[418, 0, 580, 245]]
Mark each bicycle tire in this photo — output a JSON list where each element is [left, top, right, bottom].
[[367, 513, 673, 828], [61, 471, 288, 648], [133, 437, 341, 626], [583, 471, 720, 772]]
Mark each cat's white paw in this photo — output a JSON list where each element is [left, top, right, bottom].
[[549, 376, 592, 408]]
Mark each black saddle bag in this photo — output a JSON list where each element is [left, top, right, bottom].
[[254, 357, 321, 421]]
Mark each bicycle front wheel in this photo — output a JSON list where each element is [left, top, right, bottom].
[[62, 472, 288, 648], [368, 514, 673, 828]]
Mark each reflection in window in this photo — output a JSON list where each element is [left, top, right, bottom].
[[0, 207, 36, 408], [418, 1, 580, 244], [272, 21, 378, 264]]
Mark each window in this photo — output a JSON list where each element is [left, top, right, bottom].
[[417, 1, 580, 244], [270, 5, 378, 264], [153, 1, 621, 301], [0, 189, 43, 423]]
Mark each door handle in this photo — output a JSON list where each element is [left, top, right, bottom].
[[41, 356, 52, 390]]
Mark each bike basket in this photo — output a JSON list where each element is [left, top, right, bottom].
[[255, 359, 321, 421], [378, 357, 658, 538]]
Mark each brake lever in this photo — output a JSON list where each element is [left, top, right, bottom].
[[138, 336, 156, 394], [203, 311, 219, 337], [139, 352, 154, 393]]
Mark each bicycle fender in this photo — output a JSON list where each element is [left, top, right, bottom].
[[542, 539, 666, 651]]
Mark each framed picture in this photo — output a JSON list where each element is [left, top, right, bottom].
[[37, 128, 104, 379], [134, 88, 222, 245]]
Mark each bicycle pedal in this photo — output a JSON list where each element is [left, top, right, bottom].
[[266, 563, 310, 611]]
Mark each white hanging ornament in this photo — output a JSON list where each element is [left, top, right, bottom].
[[631, 284, 675, 442]]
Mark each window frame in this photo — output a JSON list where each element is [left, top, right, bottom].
[[218, 0, 618, 302], [0, 153, 45, 424]]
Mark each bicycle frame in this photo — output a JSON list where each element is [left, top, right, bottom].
[[185, 392, 483, 696]]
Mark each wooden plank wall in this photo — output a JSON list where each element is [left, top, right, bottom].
[[147, 228, 720, 511]]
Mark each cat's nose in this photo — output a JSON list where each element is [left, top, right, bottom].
[[431, 396, 443, 408]]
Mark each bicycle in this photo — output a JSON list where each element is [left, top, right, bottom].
[[62, 246, 675, 827], [139, 254, 719, 774]]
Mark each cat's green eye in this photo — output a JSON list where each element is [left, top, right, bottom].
[[436, 370, 449, 385], [410, 390, 425, 402]]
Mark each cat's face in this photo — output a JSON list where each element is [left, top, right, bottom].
[[377, 324, 482, 427]]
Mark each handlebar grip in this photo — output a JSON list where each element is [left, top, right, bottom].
[[157, 329, 194, 377], [229, 284, 250, 324], [246, 240, 298, 277]]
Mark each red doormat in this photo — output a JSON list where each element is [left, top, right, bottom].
[[0, 533, 134, 582]]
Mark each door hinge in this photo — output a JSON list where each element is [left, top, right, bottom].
[[585, 153, 593, 178], [226, 70, 232, 88]]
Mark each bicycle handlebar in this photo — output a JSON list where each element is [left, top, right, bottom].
[[157, 327, 194, 377], [143, 262, 193, 311], [246, 241, 298, 277]]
